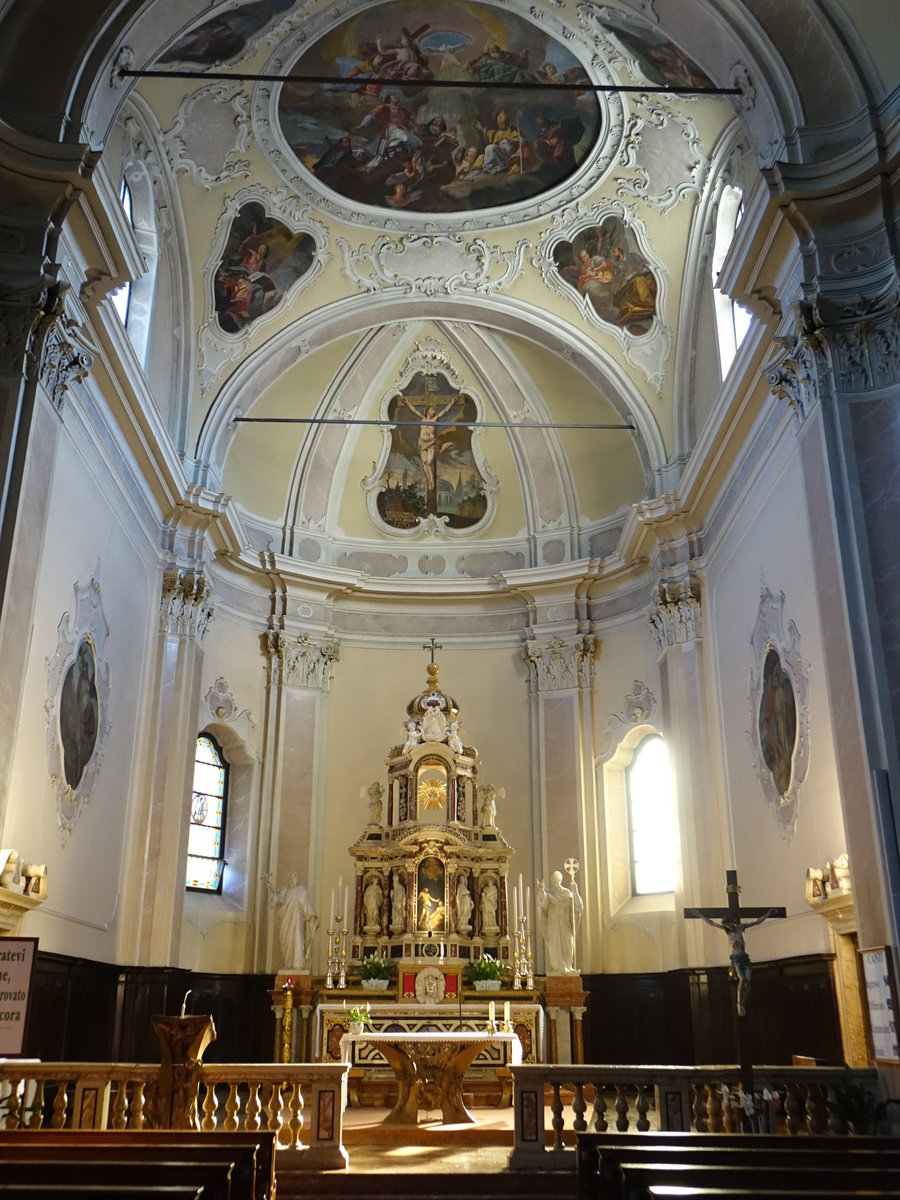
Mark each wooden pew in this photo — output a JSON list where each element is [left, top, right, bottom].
[[616, 1160, 900, 1200], [0, 1188, 205, 1199], [647, 1190, 900, 1199], [576, 1130, 900, 1199], [0, 1131, 276, 1200]]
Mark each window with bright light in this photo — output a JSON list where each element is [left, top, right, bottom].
[[186, 733, 228, 892], [627, 734, 676, 895], [712, 184, 752, 377], [110, 178, 133, 325]]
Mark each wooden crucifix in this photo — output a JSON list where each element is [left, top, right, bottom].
[[685, 869, 786, 1092]]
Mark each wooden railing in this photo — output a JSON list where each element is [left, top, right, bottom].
[[508, 1064, 882, 1168], [0, 1060, 349, 1169]]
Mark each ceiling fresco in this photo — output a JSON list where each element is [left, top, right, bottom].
[[275, 1, 601, 214]]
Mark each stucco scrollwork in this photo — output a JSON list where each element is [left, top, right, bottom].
[[524, 635, 596, 693], [163, 83, 253, 188], [534, 200, 671, 393], [160, 567, 215, 642], [282, 633, 340, 692], [748, 582, 810, 840], [198, 185, 330, 392], [598, 680, 657, 755], [44, 574, 111, 843], [39, 309, 94, 412], [649, 575, 702, 651], [338, 234, 527, 297], [615, 98, 708, 214]]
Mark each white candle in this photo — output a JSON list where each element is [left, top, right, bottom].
[[488, 1000, 495, 1025], [512, 885, 519, 930], [504, 1001, 511, 1027], [343, 884, 349, 927], [526, 885, 531, 921], [519, 873, 524, 907], [329, 887, 335, 929]]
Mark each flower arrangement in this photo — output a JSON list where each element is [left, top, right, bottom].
[[467, 953, 507, 982], [343, 1000, 373, 1029], [358, 952, 393, 981]]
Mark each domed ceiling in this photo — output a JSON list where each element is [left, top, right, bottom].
[[134, 0, 741, 583]]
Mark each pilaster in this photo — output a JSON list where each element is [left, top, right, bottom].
[[135, 565, 215, 966]]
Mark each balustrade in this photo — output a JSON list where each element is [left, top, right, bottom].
[[508, 1064, 880, 1168]]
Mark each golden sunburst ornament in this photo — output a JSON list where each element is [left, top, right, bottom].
[[419, 778, 446, 810]]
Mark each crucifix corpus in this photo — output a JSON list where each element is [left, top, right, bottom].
[[685, 870, 785, 1092], [685, 869, 786, 1018]]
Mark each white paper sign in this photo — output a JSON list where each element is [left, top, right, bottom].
[[0, 937, 36, 1055], [861, 946, 900, 1063]]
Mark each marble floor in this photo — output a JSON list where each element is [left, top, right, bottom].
[[342, 1104, 516, 1172]]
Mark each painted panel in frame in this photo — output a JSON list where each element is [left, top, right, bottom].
[[758, 646, 798, 798], [277, 1, 601, 214], [552, 216, 658, 335], [59, 637, 99, 791], [376, 375, 488, 531], [157, 0, 294, 66], [417, 855, 446, 933], [214, 200, 316, 334]]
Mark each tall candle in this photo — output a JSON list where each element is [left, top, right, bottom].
[[525, 885, 531, 922], [519, 873, 524, 907], [488, 1000, 495, 1026], [512, 885, 519, 930], [329, 887, 335, 929], [504, 1001, 511, 1027], [342, 884, 349, 927]]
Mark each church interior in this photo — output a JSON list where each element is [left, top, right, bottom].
[[1, 0, 899, 1181]]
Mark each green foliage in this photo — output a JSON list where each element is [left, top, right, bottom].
[[467, 953, 506, 981], [343, 1000, 373, 1028], [359, 952, 393, 981], [827, 1069, 887, 1134]]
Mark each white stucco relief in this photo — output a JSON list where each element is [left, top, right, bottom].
[[163, 83, 253, 189], [338, 234, 528, 297]]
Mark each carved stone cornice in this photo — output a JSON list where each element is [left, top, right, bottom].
[[265, 630, 339, 692], [159, 567, 214, 642], [524, 635, 596, 693], [38, 309, 94, 411], [649, 575, 702, 651]]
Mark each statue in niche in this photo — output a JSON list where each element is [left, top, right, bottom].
[[537, 868, 583, 975], [391, 874, 407, 932], [266, 871, 319, 971], [480, 877, 499, 933], [364, 877, 383, 929], [455, 874, 473, 933]]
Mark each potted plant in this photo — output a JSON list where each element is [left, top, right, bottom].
[[468, 953, 506, 991], [827, 1069, 888, 1134], [343, 1001, 373, 1036], [359, 952, 393, 991]]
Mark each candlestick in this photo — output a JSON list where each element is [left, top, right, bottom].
[[329, 887, 335, 929], [525, 884, 531, 921], [180, 989, 191, 1018], [503, 1001, 511, 1029], [342, 884, 349, 928], [488, 1000, 495, 1026], [512, 885, 519, 931]]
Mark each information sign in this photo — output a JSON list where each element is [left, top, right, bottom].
[[860, 944, 900, 1064], [0, 937, 37, 1055]]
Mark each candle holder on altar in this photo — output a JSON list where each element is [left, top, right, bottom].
[[325, 916, 349, 989]]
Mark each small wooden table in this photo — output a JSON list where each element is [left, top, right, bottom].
[[340, 1030, 522, 1125]]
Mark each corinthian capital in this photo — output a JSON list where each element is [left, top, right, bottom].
[[280, 632, 340, 692], [39, 310, 94, 411], [159, 567, 214, 642], [649, 576, 702, 651], [524, 634, 596, 693]]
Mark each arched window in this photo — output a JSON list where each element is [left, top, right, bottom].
[[186, 733, 228, 892], [627, 734, 676, 895], [110, 178, 134, 326], [711, 184, 752, 377]]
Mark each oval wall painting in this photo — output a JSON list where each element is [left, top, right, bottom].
[[59, 636, 99, 790], [277, 1, 602, 214], [758, 646, 797, 797]]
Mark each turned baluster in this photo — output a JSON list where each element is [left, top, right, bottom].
[[692, 1082, 709, 1132], [129, 1082, 146, 1130], [245, 1082, 262, 1132], [572, 1081, 587, 1132], [29, 1081, 45, 1129], [286, 1081, 304, 1150], [51, 1081, 68, 1129], [224, 1081, 240, 1132], [266, 1080, 284, 1135], [827, 1083, 847, 1135], [590, 1083, 608, 1131], [784, 1082, 803, 1135], [635, 1083, 650, 1132], [110, 1081, 128, 1130], [201, 1080, 219, 1131], [550, 1081, 564, 1150], [3, 1082, 22, 1128], [614, 1083, 629, 1131], [708, 1082, 724, 1132]]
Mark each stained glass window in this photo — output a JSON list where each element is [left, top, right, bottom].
[[627, 734, 676, 896], [186, 733, 227, 892]]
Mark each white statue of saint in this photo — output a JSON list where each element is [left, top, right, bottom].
[[364, 877, 383, 929], [363, 780, 384, 825], [537, 869, 584, 975], [447, 719, 463, 755], [455, 874, 473, 933], [266, 871, 319, 971], [480, 784, 503, 828], [391, 875, 407, 931], [480, 878, 499, 933]]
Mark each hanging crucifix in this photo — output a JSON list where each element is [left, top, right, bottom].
[[684, 870, 786, 1091]]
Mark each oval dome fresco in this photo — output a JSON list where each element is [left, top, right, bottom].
[[277, 1, 602, 215]]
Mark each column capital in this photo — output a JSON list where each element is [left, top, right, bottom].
[[38, 304, 94, 412], [266, 631, 340, 692], [159, 567, 214, 642], [650, 574, 702, 651], [523, 634, 596, 694]]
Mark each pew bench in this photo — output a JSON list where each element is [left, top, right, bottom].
[[0, 1187, 206, 1200], [616, 1161, 900, 1200], [0, 1130, 276, 1200]]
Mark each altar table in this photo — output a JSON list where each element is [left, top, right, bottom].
[[339, 1030, 522, 1125]]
